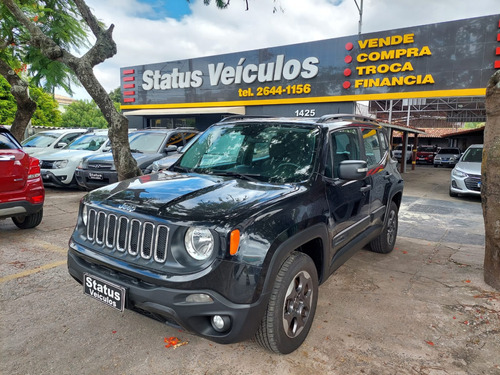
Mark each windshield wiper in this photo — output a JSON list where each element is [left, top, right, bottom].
[[130, 149, 143, 154], [212, 171, 262, 182]]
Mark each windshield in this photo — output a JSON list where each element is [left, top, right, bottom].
[[177, 123, 319, 183], [22, 133, 58, 147], [66, 133, 108, 151], [439, 148, 460, 154], [128, 132, 166, 153], [461, 147, 483, 163]]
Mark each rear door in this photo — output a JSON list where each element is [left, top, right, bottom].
[[0, 130, 29, 193], [360, 126, 392, 225]]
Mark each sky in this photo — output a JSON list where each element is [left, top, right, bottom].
[[59, 0, 500, 100]]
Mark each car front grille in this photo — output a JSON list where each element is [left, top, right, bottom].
[[86, 208, 169, 263], [464, 175, 481, 192], [40, 160, 54, 169], [87, 163, 113, 170]]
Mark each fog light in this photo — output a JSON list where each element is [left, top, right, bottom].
[[185, 293, 213, 304], [211, 315, 231, 332]]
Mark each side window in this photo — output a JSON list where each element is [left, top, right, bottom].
[[362, 128, 383, 168], [327, 129, 360, 179], [166, 133, 185, 147], [181, 132, 198, 146], [61, 133, 82, 146], [0, 132, 20, 150]]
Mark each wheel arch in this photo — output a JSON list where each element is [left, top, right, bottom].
[[259, 223, 329, 299]]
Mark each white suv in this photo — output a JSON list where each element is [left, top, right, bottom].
[[39, 130, 109, 188], [22, 129, 87, 158]]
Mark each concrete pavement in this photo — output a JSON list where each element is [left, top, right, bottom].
[[1, 166, 499, 375]]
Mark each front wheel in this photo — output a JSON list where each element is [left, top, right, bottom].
[[255, 252, 318, 354], [369, 201, 398, 254]]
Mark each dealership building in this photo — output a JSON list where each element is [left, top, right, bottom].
[[120, 14, 500, 132]]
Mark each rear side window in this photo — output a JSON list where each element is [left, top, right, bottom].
[[0, 132, 20, 150], [362, 128, 385, 168]]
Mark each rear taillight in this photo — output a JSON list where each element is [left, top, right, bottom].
[[28, 157, 41, 179]]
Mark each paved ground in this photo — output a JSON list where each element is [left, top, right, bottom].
[[1, 166, 499, 375]]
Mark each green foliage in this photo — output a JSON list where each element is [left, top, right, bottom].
[[0, 75, 61, 126], [0, 75, 16, 124], [29, 86, 62, 126], [109, 87, 122, 103], [0, 0, 89, 95], [61, 100, 108, 129], [464, 122, 485, 129]]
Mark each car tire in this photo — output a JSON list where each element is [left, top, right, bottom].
[[369, 201, 398, 254], [12, 209, 43, 229], [449, 188, 459, 197], [255, 251, 318, 354], [434, 164, 438, 168]]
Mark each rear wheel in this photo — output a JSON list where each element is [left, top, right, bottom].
[[12, 209, 43, 229], [370, 201, 398, 254], [255, 252, 318, 354]]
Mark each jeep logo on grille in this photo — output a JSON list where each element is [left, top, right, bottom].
[[119, 203, 136, 212]]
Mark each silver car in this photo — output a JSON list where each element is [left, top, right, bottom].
[[449, 144, 483, 197], [434, 147, 461, 168]]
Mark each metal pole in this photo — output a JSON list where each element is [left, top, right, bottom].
[[354, 0, 363, 35]]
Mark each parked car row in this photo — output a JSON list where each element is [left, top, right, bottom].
[[15, 127, 198, 191]]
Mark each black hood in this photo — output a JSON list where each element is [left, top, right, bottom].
[[87, 171, 302, 224]]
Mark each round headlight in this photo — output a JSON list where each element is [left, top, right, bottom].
[[185, 227, 214, 261]]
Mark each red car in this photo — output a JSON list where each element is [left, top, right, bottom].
[[416, 145, 438, 164], [0, 126, 44, 229]]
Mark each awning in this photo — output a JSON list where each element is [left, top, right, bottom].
[[380, 122, 426, 135], [123, 106, 246, 116]]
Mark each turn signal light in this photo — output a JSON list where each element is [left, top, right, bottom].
[[229, 229, 240, 255]]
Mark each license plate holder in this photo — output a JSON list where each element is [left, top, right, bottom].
[[88, 172, 103, 180], [83, 273, 125, 312]]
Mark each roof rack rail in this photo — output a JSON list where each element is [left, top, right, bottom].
[[316, 113, 379, 124], [219, 115, 273, 123]]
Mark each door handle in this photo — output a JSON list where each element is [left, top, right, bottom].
[[360, 185, 372, 192], [0, 155, 15, 161]]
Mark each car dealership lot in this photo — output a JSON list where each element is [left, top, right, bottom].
[[1, 166, 499, 375]]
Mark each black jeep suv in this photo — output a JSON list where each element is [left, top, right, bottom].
[[68, 114, 403, 354]]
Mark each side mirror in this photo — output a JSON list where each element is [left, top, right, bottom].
[[177, 146, 184, 154], [165, 145, 178, 153], [56, 142, 67, 148], [338, 160, 368, 180]]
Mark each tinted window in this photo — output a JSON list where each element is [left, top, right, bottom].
[[439, 148, 460, 154], [362, 128, 383, 167], [461, 147, 483, 163], [0, 132, 20, 150], [327, 128, 360, 178]]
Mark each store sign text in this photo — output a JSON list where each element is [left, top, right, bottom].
[[353, 33, 434, 89], [142, 55, 320, 91]]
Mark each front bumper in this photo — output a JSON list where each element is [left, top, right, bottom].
[[450, 175, 481, 196], [434, 159, 458, 167], [74, 169, 119, 190], [67, 244, 269, 344]]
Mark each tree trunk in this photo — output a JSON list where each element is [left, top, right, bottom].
[[482, 69, 500, 291], [0, 59, 36, 142]]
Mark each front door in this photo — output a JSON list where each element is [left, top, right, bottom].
[[324, 128, 371, 266]]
